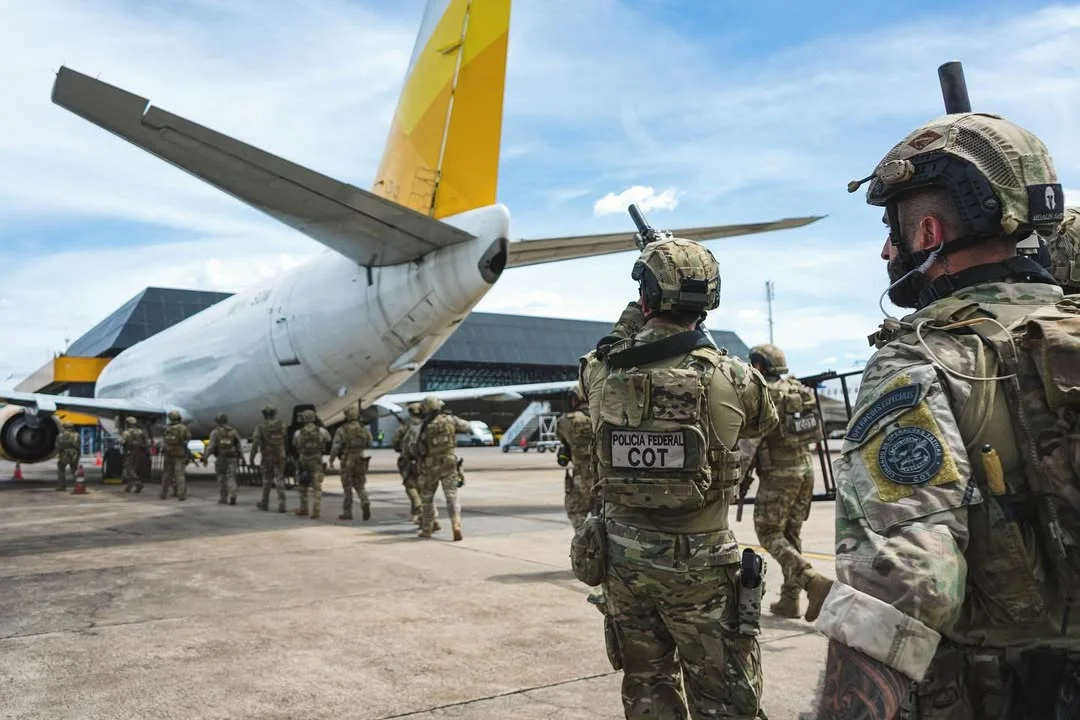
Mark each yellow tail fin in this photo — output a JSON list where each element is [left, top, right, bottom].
[[372, 0, 510, 220]]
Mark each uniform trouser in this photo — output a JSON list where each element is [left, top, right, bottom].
[[399, 460, 422, 515], [297, 458, 324, 516], [419, 460, 459, 533], [160, 455, 187, 498], [753, 462, 814, 600], [564, 466, 594, 533], [341, 453, 369, 514], [215, 456, 238, 502], [259, 457, 286, 507], [57, 454, 78, 488], [122, 453, 143, 490], [604, 533, 766, 719]]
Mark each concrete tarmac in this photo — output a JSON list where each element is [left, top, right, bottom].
[[0, 448, 835, 719]]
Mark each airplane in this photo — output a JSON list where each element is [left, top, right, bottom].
[[0, 0, 822, 464]]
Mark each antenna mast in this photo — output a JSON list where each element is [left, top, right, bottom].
[[765, 280, 775, 344]]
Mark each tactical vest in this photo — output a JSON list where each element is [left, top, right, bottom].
[[420, 415, 455, 459], [297, 424, 324, 458], [768, 376, 822, 448], [594, 346, 740, 511], [163, 423, 188, 455], [341, 422, 370, 452], [124, 429, 146, 450], [263, 420, 286, 449], [215, 427, 239, 456], [894, 292, 1080, 634], [57, 431, 80, 452], [564, 411, 594, 469]]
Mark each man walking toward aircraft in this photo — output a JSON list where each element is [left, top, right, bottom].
[[416, 396, 470, 541], [392, 404, 425, 524], [204, 412, 242, 505], [250, 404, 288, 513], [121, 417, 148, 494], [329, 405, 372, 521], [293, 410, 331, 519], [55, 422, 81, 491], [160, 410, 191, 500]]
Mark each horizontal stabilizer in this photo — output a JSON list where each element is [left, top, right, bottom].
[[507, 216, 824, 268], [0, 390, 167, 420], [51, 66, 474, 266]]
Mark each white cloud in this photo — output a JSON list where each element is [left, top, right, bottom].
[[593, 185, 680, 217]]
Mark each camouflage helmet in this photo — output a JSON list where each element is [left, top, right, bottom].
[[1048, 208, 1080, 293], [406, 402, 422, 418], [262, 404, 277, 418], [860, 113, 1064, 244], [749, 343, 788, 376], [300, 409, 316, 424], [62, 422, 75, 431], [343, 406, 359, 421], [215, 412, 228, 425], [125, 417, 138, 426], [632, 238, 720, 315], [167, 410, 182, 422], [420, 396, 444, 414]]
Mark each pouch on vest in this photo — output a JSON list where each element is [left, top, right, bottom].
[[597, 365, 735, 510], [299, 428, 323, 456], [570, 515, 607, 586], [778, 381, 823, 445]]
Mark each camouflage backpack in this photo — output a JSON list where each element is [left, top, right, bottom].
[[125, 428, 147, 450], [163, 423, 188, 454], [216, 427, 239, 455], [769, 376, 823, 446], [420, 414, 455, 458], [342, 422, 371, 452], [297, 424, 324, 458], [980, 298, 1080, 617], [263, 419, 286, 449]]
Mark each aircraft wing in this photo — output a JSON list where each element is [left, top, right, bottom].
[[51, 67, 474, 267], [507, 216, 824, 268], [374, 380, 577, 416], [0, 390, 167, 420]]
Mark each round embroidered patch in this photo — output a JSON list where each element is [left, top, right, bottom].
[[877, 426, 944, 485]]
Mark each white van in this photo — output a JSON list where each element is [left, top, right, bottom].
[[457, 420, 494, 447]]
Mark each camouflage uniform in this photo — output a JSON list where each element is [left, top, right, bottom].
[[250, 405, 287, 513], [1048, 206, 1080, 294], [747, 344, 829, 619], [416, 396, 470, 541], [55, 423, 80, 490], [121, 417, 147, 493], [556, 388, 595, 533], [579, 238, 780, 719], [293, 410, 330, 519], [392, 405, 424, 523], [816, 113, 1080, 717], [330, 406, 372, 521], [204, 413, 242, 505], [160, 410, 191, 500]]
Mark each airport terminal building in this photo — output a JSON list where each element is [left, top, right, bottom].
[[11, 287, 753, 450]]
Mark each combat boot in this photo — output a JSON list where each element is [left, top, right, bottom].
[[362, 503, 371, 521], [256, 501, 268, 512], [135, 485, 142, 494], [125, 485, 133, 493], [159, 490, 168, 500], [418, 528, 432, 539], [433, 520, 441, 532], [452, 519, 463, 542], [770, 595, 801, 619], [310, 510, 320, 520], [228, 496, 236, 506], [277, 503, 286, 513], [339, 511, 353, 521], [804, 573, 834, 623], [295, 507, 309, 516]]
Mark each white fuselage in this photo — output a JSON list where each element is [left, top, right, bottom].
[[94, 205, 511, 437]]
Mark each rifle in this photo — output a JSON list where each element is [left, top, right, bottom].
[[628, 203, 673, 251], [735, 438, 762, 522]]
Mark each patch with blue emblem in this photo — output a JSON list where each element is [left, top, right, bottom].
[[877, 426, 944, 485], [846, 384, 922, 443]]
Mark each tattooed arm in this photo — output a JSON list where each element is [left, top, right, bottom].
[[815, 640, 909, 720]]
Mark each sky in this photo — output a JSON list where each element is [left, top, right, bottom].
[[2, 0, 1079, 401]]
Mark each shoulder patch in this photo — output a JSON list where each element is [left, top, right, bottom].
[[846, 384, 921, 443], [877, 427, 944, 485]]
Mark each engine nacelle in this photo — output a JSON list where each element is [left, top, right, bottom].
[[0, 406, 62, 463]]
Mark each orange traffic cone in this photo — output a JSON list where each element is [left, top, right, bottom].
[[12, 463, 22, 481], [94, 452, 102, 467], [72, 465, 87, 495]]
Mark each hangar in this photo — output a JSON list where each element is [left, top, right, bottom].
[[11, 287, 753, 451]]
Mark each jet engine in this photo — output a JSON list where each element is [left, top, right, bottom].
[[0, 405, 62, 463]]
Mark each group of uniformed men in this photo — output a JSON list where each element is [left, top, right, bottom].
[[558, 105, 1080, 719], [93, 397, 470, 538]]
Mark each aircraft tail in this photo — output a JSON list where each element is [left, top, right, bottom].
[[372, 0, 511, 219]]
